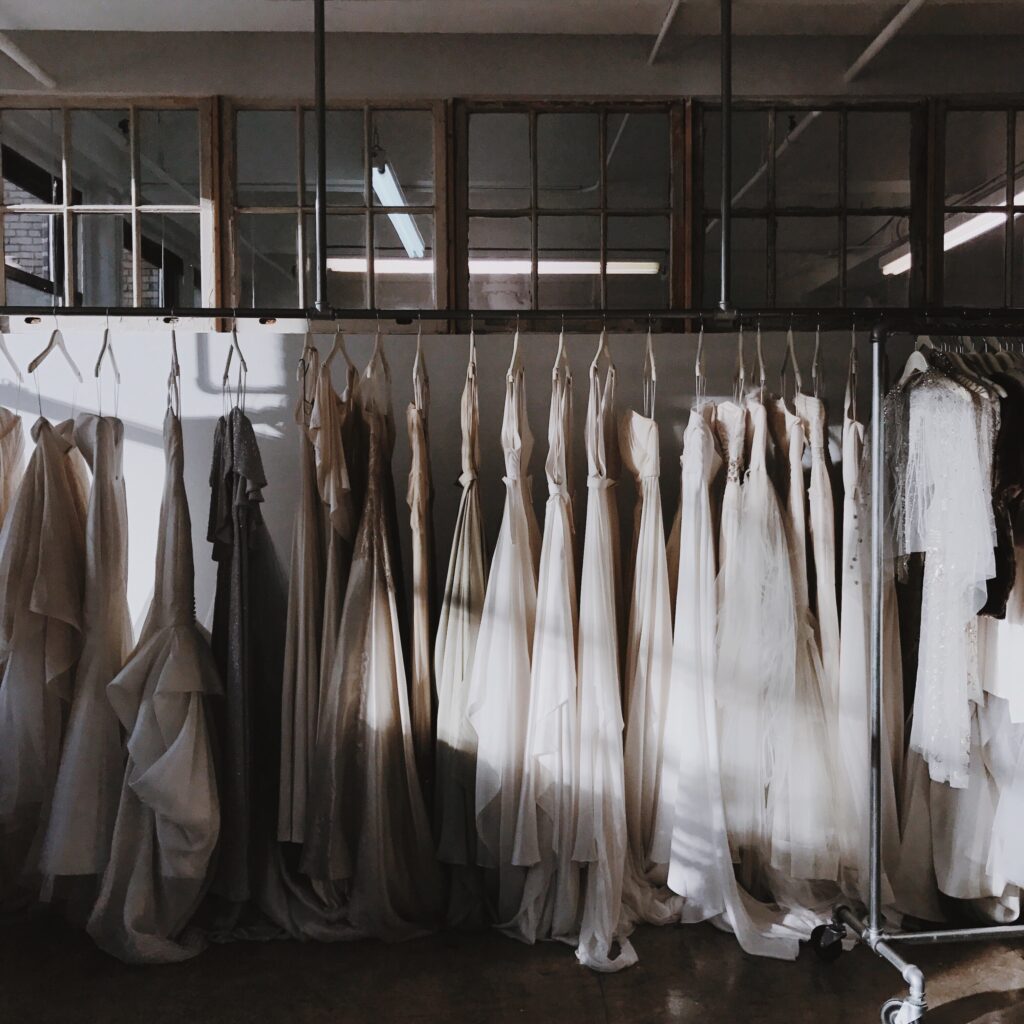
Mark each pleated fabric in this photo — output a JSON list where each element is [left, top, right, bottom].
[[87, 409, 221, 963], [40, 415, 132, 895], [278, 346, 326, 844], [466, 351, 540, 924], [659, 404, 800, 960], [434, 342, 490, 926], [618, 408, 682, 926], [0, 406, 25, 528], [301, 348, 441, 939], [507, 350, 581, 945], [573, 354, 636, 972], [0, 418, 87, 905]]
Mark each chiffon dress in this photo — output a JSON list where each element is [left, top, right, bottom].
[[0, 417, 87, 905], [508, 345, 581, 945], [573, 349, 636, 972], [278, 345, 326, 845], [466, 340, 540, 925], [407, 345, 436, 799], [658, 403, 800, 960], [301, 344, 441, 939], [619, 405, 682, 925], [0, 406, 25, 526], [40, 415, 132, 897], [434, 340, 489, 927], [87, 407, 221, 964]]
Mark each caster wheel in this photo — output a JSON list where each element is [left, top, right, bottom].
[[810, 923, 844, 963], [880, 998, 904, 1024]]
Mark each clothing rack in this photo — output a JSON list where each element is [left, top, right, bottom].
[[817, 311, 1024, 1024]]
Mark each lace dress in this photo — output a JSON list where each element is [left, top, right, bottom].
[[573, 357, 636, 972], [507, 353, 580, 945], [87, 409, 221, 963]]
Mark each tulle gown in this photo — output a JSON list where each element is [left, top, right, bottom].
[[0, 418, 87, 905], [619, 407, 682, 925], [87, 407, 221, 963], [434, 341, 489, 926], [0, 406, 25, 526], [279, 345, 326, 844], [301, 345, 441, 939], [508, 349, 581, 945], [574, 350, 636, 972], [40, 415, 132, 896], [466, 344, 540, 925], [658, 403, 800, 960]]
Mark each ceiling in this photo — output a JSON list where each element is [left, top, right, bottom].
[[1, 0, 1023, 36]]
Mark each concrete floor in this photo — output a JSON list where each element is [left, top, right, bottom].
[[3, 912, 1024, 1024]]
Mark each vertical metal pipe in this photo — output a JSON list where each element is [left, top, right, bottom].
[[868, 323, 886, 940], [719, 0, 732, 311], [313, 0, 328, 312]]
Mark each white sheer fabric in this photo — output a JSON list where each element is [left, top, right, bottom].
[[0, 418, 87, 904], [573, 356, 636, 972], [434, 342, 489, 926], [467, 352, 540, 924], [41, 415, 132, 888], [508, 352, 581, 945], [87, 409, 220, 963]]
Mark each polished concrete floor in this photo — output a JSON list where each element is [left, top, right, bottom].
[[3, 911, 1024, 1024]]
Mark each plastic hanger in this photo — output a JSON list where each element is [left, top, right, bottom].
[[779, 323, 803, 399], [0, 329, 22, 382], [846, 324, 858, 423], [28, 318, 83, 382], [898, 334, 933, 386], [732, 324, 745, 404], [642, 318, 656, 418], [811, 321, 822, 398], [468, 314, 478, 377], [591, 315, 613, 376], [695, 319, 707, 406], [554, 315, 570, 378], [324, 321, 354, 373], [754, 319, 767, 402], [413, 315, 429, 413], [167, 327, 181, 416], [94, 317, 121, 416], [222, 323, 248, 387], [508, 313, 524, 377]]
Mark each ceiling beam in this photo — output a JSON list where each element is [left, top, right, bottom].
[[648, 0, 683, 66], [0, 32, 56, 89]]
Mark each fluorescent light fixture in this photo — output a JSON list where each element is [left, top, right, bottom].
[[326, 257, 661, 276], [881, 188, 1024, 276], [371, 163, 425, 259]]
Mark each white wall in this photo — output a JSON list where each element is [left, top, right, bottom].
[[0, 326, 889, 633]]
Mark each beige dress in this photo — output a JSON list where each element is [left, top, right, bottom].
[[0, 406, 25, 527]]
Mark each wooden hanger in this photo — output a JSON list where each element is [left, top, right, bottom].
[[28, 321, 83, 381]]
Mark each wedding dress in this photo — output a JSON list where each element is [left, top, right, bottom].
[[87, 404, 221, 963], [301, 341, 441, 939], [0, 418, 87, 904], [573, 340, 636, 972], [507, 341, 580, 945], [40, 415, 132, 893], [434, 337, 489, 926], [0, 406, 25, 527], [466, 334, 540, 925]]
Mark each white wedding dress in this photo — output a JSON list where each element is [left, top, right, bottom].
[[467, 340, 540, 925], [508, 346, 581, 945], [573, 346, 636, 972]]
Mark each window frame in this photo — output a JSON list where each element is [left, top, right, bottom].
[[0, 95, 218, 308]]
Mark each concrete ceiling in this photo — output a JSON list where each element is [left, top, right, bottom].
[[1, 0, 1023, 36]]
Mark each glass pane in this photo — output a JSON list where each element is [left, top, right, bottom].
[[236, 212, 300, 308], [776, 216, 840, 306], [848, 111, 911, 210], [469, 113, 530, 210], [846, 214, 910, 307], [606, 112, 669, 209], [469, 215, 531, 310], [702, 216, 767, 308], [538, 214, 600, 308], [303, 109, 365, 207], [75, 213, 132, 306], [538, 113, 600, 210], [69, 110, 131, 205], [4, 211, 63, 303], [370, 110, 433, 207], [305, 213, 367, 308], [944, 208, 1006, 306], [138, 213, 201, 307], [775, 110, 839, 209], [138, 109, 199, 205], [373, 212, 434, 309], [1, 109, 63, 204], [236, 111, 297, 207], [946, 110, 1006, 207], [1017, 111, 1024, 200], [703, 110, 770, 210], [606, 215, 669, 309]]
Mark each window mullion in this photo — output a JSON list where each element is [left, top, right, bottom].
[[295, 103, 306, 309], [599, 110, 607, 311], [61, 108, 75, 307], [365, 105, 374, 310], [838, 108, 848, 306], [129, 105, 142, 307], [529, 109, 538, 311], [1005, 107, 1014, 307]]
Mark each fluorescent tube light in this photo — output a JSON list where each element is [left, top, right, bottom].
[[326, 257, 661, 276], [881, 188, 1024, 276], [371, 163, 426, 259]]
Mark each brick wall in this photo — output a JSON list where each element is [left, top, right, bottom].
[[3, 181, 51, 280]]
